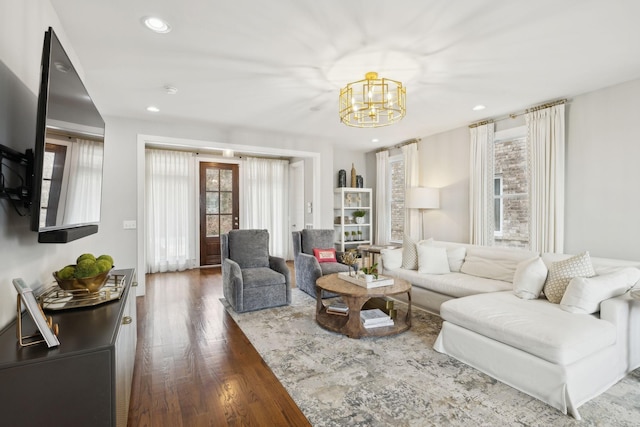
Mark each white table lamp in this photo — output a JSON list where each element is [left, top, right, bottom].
[[405, 187, 440, 239]]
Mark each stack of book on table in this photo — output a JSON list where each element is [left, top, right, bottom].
[[326, 301, 349, 316], [360, 308, 394, 329]]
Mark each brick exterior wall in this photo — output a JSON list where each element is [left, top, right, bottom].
[[390, 159, 405, 242], [494, 138, 529, 249]]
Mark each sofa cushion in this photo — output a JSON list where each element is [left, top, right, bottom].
[[513, 257, 548, 299], [384, 269, 512, 298], [417, 245, 450, 274], [440, 291, 617, 365], [460, 245, 539, 283], [560, 268, 640, 314], [229, 229, 269, 268], [543, 252, 595, 304], [381, 248, 403, 270]]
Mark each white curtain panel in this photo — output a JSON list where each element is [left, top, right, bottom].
[[63, 138, 103, 224], [242, 157, 289, 258], [402, 142, 421, 240], [526, 104, 565, 253], [469, 123, 495, 245], [375, 150, 389, 244], [145, 149, 197, 273]]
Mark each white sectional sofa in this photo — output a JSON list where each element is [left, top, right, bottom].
[[380, 240, 640, 419]]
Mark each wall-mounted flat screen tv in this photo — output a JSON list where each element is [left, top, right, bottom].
[[30, 27, 105, 243]]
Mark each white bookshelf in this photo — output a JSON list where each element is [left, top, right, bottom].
[[334, 187, 373, 252]]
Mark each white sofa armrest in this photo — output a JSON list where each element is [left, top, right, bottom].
[[600, 292, 640, 372]]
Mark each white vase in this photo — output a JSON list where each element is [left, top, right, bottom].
[[355, 217, 364, 224]]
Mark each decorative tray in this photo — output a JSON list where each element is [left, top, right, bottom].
[[338, 272, 395, 288], [37, 274, 125, 311]]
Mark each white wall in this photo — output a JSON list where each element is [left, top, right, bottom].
[[417, 127, 470, 243], [564, 79, 640, 260], [408, 78, 640, 260]]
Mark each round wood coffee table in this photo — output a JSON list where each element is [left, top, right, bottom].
[[315, 273, 411, 339]]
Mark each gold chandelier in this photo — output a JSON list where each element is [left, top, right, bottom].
[[339, 71, 406, 128]]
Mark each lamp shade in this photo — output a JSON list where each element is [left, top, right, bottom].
[[405, 187, 440, 209]]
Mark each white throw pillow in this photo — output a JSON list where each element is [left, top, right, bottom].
[[402, 235, 427, 270], [418, 240, 466, 272], [417, 245, 451, 275], [543, 251, 596, 304], [513, 257, 548, 300], [560, 268, 640, 314], [445, 247, 467, 272], [380, 248, 403, 270]]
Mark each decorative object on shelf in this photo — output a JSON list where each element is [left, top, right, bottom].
[[344, 231, 350, 242], [356, 175, 363, 188], [339, 71, 406, 128], [357, 230, 363, 240], [351, 163, 357, 187], [13, 278, 60, 348], [345, 193, 353, 207], [338, 169, 347, 187], [341, 250, 359, 276], [353, 210, 366, 224], [351, 231, 357, 241]]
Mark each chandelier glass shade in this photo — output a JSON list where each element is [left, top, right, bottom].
[[339, 71, 406, 128]]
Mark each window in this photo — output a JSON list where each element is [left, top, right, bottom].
[[494, 176, 503, 236], [388, 155, 405, 243], [493, 134, 529, 249]]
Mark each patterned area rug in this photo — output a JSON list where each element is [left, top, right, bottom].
[[222, 289, 640, 426]]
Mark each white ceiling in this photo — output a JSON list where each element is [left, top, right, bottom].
[[49, 0, 640, 151]]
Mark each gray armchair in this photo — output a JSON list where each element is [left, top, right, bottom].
[[292, 229, 350, 298], [221, 229, 291, 313]]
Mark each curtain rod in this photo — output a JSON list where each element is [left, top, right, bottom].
[[469, 98, 568, 128], [376, 137, 421, 153]]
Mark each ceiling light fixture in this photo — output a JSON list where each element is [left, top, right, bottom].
[[142, 16, 171, 34], [339, 71, 406, 128], [473, 104, 486, 111], [164, 85, 178, 95], [146, 106, 160, 112]]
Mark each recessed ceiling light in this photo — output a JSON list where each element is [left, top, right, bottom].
[[146, 106, 160, 113], [142, 16, 171, 34], [472, 104, 486, 111], [164, 85, 178, 95], [372, 138, 379, 143]]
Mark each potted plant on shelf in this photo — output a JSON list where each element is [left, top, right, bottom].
[[351, 231, 357, 241], [344, 231, 350, 242], [353, 210, 366, 224], [357, 230, 363, 241]]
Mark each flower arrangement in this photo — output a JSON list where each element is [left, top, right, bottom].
[[341, 250, 359, 276]]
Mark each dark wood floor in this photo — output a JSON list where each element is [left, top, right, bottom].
[[127, 266, 311, 427]]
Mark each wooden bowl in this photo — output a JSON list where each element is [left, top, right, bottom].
[[53, 268, 112, 293]]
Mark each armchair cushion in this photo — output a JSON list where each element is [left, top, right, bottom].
[[242, 267, 286, 288], [228, 229, 270, 268]]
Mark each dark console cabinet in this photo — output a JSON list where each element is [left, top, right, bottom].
[[0, 268, 137, 427]]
